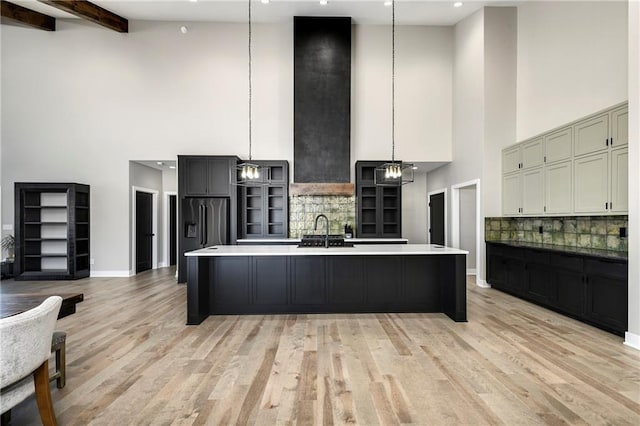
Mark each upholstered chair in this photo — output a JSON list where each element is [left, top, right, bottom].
[[0, 296, 62, 426]]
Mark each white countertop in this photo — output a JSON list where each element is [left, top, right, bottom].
[[185, 244, 468, 257], [236, 238, 409, 243]]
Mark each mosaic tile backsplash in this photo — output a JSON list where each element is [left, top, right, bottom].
[[289, 195, 356, 238], [485, 216, 628, 252]]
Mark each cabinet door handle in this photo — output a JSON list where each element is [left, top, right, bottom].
[[611, 137, 613, 146], [605, 202, 608, 210], [606, 138, 609, 146]]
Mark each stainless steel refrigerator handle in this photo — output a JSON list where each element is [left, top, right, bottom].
[[203, 205, 208, 246], [199, 205, 204, 245]]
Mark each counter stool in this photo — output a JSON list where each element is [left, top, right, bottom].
[[49, 331, 66, 389]]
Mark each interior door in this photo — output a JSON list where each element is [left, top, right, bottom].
[[169, 195, 177, 266], [429, 192, 445, 245], [136, 191, 153, 274]]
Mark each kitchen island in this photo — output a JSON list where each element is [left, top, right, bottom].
[[185, 244, 467, 325]]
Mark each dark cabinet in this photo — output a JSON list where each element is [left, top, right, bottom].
[[486, 242, 627, 336], [212, 257, 250, 306], [356, 161, 402, 238], [179, 156, 234, 197], [485, 244, 525, 296], [14, 182, 90, 280], [239, 161, 289, 239], [177, 155, 239, 283], [402, 256, 440, 309], [291, 257, 326, 305], [328, 257, 365, 304], [254, 257, 288, 305], [366, 256, 401, 305], [585, 259, 628, 332]]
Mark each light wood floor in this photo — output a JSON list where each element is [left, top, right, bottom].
[[3, 267, 639, 425]]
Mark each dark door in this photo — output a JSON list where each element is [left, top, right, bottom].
[[169, 195, 177, 266], [136, 191, 153, 274], [429, 192, 445, 245]]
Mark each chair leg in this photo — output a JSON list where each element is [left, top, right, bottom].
[[55, 340, 65, 389], [33, 360, 58, 426]]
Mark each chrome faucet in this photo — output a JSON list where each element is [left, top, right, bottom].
[[314, 214, 330, 248]]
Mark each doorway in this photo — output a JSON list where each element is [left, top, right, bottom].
[[427, 189, 447, 245], [132, 186, 158, 275], [166, 193, 177, 266], [451, 179, 485, 286], [136, 191, 153, 273]]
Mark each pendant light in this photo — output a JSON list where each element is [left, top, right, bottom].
[[375, 0, 414, 186], [236, 0, 262, 185]]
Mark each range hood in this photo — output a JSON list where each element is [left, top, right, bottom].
[[293, 16, 354, 196]]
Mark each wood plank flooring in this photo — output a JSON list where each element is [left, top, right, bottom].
[[2, 267, 639, 425]]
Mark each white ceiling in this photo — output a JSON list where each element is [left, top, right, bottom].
[[13, 0, 528, 26]]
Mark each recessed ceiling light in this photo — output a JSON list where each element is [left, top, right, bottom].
[[384, 1, 392, 6], [454, 2, 463, 7], [156, 161, 164, 166], [189, 0, 197, 3], [261, 0, 269, 4], [169, 166, 176, 169], [412, 166, 418, 170], [320, 0, 328, 5], [180, 25, 188, 34]]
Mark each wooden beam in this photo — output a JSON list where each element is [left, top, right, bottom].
[[289, 183, 355, 197], [1, 1, 55, 31], [38, 0, 127, 33]]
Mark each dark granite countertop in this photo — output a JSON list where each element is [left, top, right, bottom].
[[486, 240, 628, 261]]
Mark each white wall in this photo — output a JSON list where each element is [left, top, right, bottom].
[[1, 20, 453, 274], [459, 187, 476, 270], [626, 0, 640, 348], [483, 7, 517, 219], [516, 1, 628, 140], [352, 25, 453, 164], [426, 9, 486, 281], [401, 172, 427, 243]]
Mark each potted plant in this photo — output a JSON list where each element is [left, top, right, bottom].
[[1, 234, 15, 260]]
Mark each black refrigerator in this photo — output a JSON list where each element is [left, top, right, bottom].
[[179, 198, 229, 282]]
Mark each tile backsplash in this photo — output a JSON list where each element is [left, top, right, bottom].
[[485, 216, 628, 252], [289, 195, 356, 238]]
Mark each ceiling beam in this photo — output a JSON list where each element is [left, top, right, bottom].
[[38, 0, 127, 33], [1, 1, 55, 31]]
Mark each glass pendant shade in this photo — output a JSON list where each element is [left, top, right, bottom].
[[375, 161, 415, 186]]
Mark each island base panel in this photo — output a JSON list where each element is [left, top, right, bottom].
[[186, 254, 467, 324]]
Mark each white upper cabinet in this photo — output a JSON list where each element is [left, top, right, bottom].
[[521, 138, 544, 169], [502, 146, 521, 174], [502, 172, 522, 216], [574, 113, 609, 156], [502, 102, 627, 216], [545, 160, 572, 214], [544, 127, 572, 164], [610, 106, 628, 147], [574, 152, 608, 213], [522, 167, 544, 214], [610, 147, 628, 213]]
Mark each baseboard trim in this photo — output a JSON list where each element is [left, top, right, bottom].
[[90, 270, 134, 278], [624, 331, 640, 350], [158, 262, 168, 268], [466, 268, 477, 275], [476, 278, 490, 288]]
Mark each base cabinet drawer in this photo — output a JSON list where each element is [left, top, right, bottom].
[[555, 270, 585, 317]]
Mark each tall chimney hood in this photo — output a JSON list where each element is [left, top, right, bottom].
[[293, 16, 353, 195]]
